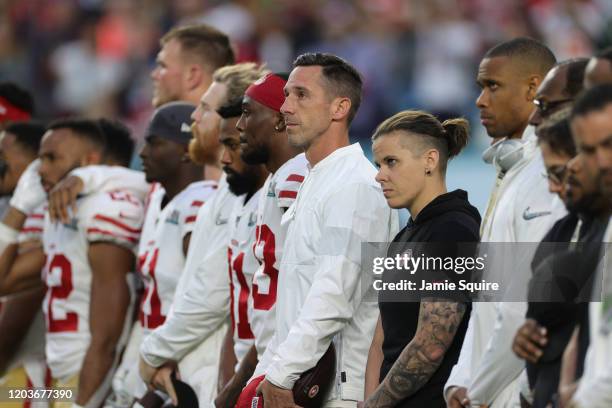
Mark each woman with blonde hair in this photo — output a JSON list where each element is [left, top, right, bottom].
[[363, 110, 481, 407]]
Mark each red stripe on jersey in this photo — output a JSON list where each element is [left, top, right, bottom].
[[191, 200, 204, 207], [87, 228, 139, 243], [185, 215, 197, 223], [94, 214, 142, 234], [29, 214, 44, 219], [21, 227, 43, 233], [278, 190, 298, 199], [286, 174, 305, 183]]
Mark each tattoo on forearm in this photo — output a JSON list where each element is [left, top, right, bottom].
[[365, 300, 466, 408]]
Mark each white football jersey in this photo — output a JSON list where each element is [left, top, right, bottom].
[[228, 189, 262, 364], [137, 180, 217, 332], [139, 176, 238, 406], [249, 154, 308, 362], [42, 189, 144, 380]]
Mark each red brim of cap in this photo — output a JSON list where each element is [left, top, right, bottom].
[[235, 375, 266, 408]]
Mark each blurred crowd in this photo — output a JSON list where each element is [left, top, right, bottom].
[[2, 0, 612, 145]]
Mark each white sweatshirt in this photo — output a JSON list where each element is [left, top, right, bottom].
[[256, 143, 398, 402]]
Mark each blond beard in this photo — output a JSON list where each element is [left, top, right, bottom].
[[190, 123, 220, 165], [188, 137, 207, 165]]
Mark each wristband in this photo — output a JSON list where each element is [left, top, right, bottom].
[[0, 222, 19, 243]]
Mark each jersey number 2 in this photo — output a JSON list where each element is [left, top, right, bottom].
[[45, 254, 78, 333]]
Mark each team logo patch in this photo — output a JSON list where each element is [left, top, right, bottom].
[[267, 180, 276, 197], [166, 210, 179, 225], [248, 212, 257, 227], [308, 385, 319, 398], [63, 218, 78, 230], [180, 122, 192, 133], [522, 207, 552, 221]]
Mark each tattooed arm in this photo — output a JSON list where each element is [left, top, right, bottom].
[[363, 299, 467, 408]]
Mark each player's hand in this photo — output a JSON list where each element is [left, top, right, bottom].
[[139, 356, 158, 385], [512, 319, 547, 364], [446, 386, 470, 407], [256, 379, 301, 408], [9, 159, 45, 215], [48, 175, 84, 224], [150, 362, 179, 406]]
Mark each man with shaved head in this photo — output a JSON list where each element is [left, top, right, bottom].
[[445, 38, 566, 408], [476, 37, 557, 144]]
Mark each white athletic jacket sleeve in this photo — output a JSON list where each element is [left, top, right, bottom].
[[265, 182, 392, 390], [70, 165, 149, 201], [139, 182, 235, 367], [468, 302, 527, 405], [445, 303, 478, 392]]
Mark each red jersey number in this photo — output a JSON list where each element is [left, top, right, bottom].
[[228, 248, 254, 339], [252, 224, 278, 310], [139, 248, 165, 329], [45, 254, 78, 333]]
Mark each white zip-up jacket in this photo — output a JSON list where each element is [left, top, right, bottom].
[[257, 143, 398, 402], [445, 126, 566, 407]]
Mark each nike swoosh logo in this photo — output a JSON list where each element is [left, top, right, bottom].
[[181, 123, 191, 133], [215, 214, 228, 225], [522, 207, 552, 221]]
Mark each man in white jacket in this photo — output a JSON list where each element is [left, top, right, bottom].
[[445, 38, 564, 408], [254, 53, 397, 408]]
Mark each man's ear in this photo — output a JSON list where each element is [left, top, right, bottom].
[[82, 150, 103, 166], [274, 114, 286, 132], [181, 145, 192, 162], [330, 97, 352, 122], [185, 65, 204, 91], [526, 75, 541, 101]]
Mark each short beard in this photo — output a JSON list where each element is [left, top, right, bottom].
[[241, 145, 269, 165], [566, 191, 600, 214], [224, 166, 258, 196]]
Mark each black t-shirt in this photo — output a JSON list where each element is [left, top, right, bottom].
[[379, 190, 480, 407]]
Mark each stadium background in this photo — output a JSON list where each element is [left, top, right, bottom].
[[1, 0, 611, 213]]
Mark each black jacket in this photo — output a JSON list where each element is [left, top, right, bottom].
[[526, 212, 607, 408], [379, 189, 481, 407]]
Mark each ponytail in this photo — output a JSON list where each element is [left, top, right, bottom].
[[441, 118, 470, 158]]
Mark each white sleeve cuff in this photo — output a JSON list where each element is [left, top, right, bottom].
[[265, 367, 294, 390]]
